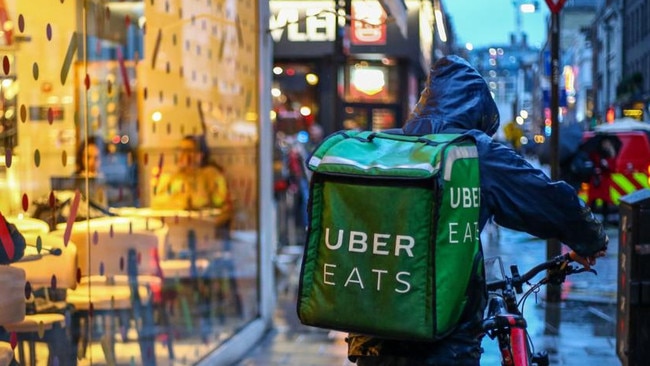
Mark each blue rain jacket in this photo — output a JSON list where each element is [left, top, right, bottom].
[[346, 55, 607, 363], [403, 55, 606, 257]]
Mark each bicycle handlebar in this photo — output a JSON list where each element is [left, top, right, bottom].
[[486, 252, 595, 292]]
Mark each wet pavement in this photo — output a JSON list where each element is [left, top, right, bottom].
[[236, 223, 622, 366]]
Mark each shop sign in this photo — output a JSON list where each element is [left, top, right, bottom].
[[269, 2, 336, 43], [350, 1, 386, 45]]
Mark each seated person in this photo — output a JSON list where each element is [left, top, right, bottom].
[[75, 136, 102, 178], [151, 135, 232, 215]]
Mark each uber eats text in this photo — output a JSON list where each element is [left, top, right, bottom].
[[318, 186, 480, 294]]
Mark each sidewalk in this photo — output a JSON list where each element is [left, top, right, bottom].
[[236, 225, 621, 366]]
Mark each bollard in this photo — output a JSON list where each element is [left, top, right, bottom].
[[617, 188, 650, 366]]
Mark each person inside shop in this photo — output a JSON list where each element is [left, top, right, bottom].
[[346, 55, 608, 365], [151, 134, 232, 214], [75, 136, 103, 178], [72, 136, 110, 209]]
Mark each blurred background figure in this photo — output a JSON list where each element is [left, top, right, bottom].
[[75, 136, 103, 178], [305, 123, 324, 153], [152, 135, 231, 212]]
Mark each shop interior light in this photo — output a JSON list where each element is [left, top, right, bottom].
[[305, 73, 318, 85], [271, 88, 282, 97], [151, 111, 162, 122], [273, 66, 283, 75], [351, 67, 385, 96], [299, 106, 311, 117]]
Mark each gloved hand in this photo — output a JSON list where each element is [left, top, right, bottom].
[[570, 234, 608, 270]]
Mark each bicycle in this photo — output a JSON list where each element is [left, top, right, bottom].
[[482, 252, 597, 366]]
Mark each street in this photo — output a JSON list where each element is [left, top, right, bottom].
[[238, 222, 621, 365]]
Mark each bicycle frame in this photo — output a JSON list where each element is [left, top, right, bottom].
[[484, 288, 537, 366], [483, 256, 561, 366]]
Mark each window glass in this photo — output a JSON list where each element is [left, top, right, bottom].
[[0, 1, 260, 365]]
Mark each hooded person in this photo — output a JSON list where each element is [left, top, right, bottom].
[[346, 56, 608, 365]]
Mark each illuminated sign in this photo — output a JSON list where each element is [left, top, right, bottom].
[[269, 2, 336, 42], [351, 1, 386, 45], [623, 109, 643, 120]]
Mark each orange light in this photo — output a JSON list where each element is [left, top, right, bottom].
[[606, 107, 615, 123]]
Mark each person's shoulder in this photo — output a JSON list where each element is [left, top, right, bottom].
[[200, 164, 222, 175]]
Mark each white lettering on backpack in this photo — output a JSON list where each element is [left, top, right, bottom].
[[345, 267, 364, 288], [322, 264, 412, 293], [323, 263, 336, 285], [324, 227, 414, 257], [449, 187, 480, 208], [372, 269, 387, 290], [448, 222, 479, 244], [321, 228, 416, 293], [396, 272, 411, 293]]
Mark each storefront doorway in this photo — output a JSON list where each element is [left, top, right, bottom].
[[342, 103, 401, 131]]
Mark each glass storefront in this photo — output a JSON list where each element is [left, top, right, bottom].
[[0, 1, 272, 365]]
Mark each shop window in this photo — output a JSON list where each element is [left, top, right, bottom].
[[0, 1, 262, 365]]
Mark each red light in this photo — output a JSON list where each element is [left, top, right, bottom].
[[606, 107, 615, 122], [286, 68, 295, 76]]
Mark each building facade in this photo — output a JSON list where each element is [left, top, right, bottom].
[[269, 0, 443, 137]]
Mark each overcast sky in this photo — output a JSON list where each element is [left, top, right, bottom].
[[443, 0, 551, 49]]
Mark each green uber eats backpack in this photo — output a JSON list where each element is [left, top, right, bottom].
[[297, 130, 482, 342]]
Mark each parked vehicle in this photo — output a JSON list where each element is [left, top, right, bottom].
[[577, 128, 650, 216]]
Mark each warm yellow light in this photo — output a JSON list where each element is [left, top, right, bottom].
[[351, 68, 385, 96], [300, 106, 312, 116], [151, 111, 162, 122], [305, 73, 319, 85]]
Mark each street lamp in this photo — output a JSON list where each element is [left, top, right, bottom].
[[513, 1, 539, 45], [543, 0, 567, 336]]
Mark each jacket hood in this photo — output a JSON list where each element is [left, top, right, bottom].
[[403, 55, 500, 136]]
